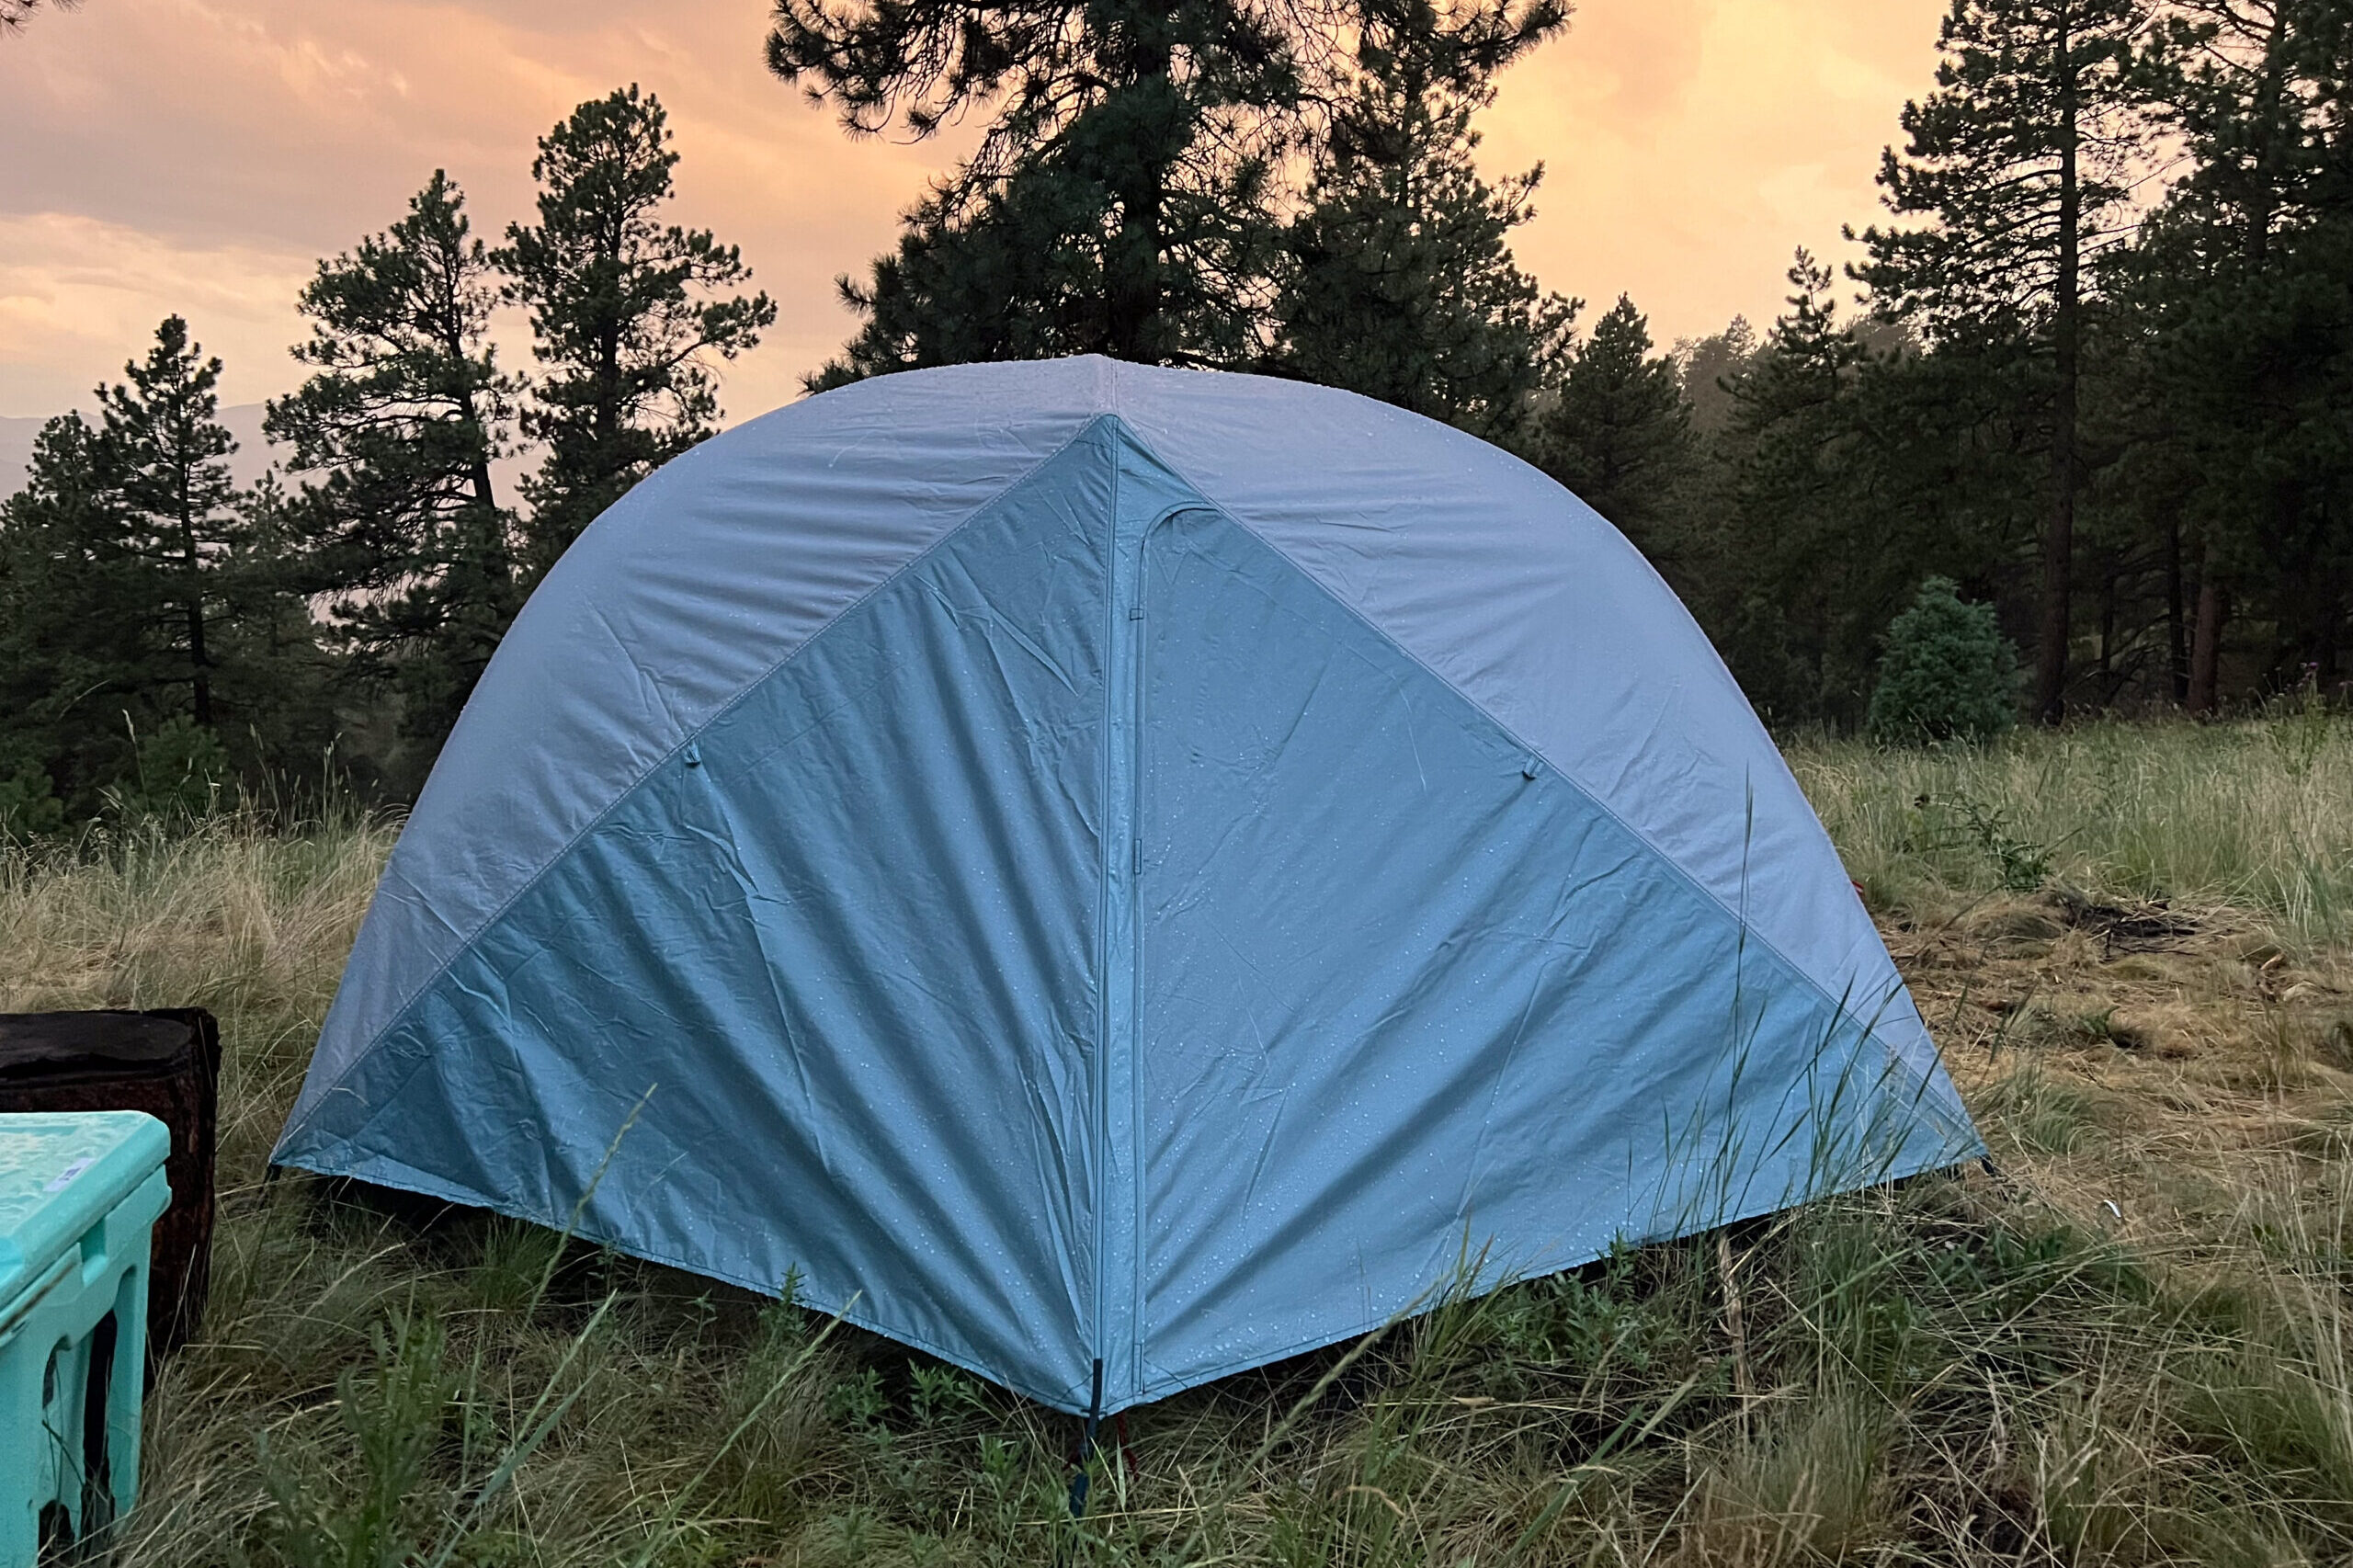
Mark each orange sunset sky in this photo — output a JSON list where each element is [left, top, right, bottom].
[[0, 0, 1946, 420]]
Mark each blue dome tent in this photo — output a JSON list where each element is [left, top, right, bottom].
[[276, 357, 1981, 1415]]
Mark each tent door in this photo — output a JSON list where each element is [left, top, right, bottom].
[[1095, 501, 1216, 1398]]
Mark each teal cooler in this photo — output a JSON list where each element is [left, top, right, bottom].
[[0, 1113, 169, 1563]]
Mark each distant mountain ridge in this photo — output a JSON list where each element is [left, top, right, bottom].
[[0, 403, 276, 500]]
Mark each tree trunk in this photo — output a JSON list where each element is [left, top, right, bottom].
[[2247, 5, 2287, 271], [446, 323, 500, 522], [176, 462, 211, 728], [187, 594, 211, 727], [2097, 558, 2116, 687], [2188, 564, 2225, 716], [2035, 11, 2081, 727], [181, 527, 210, 728], [597, 320, 621, 464], [1105, 31, 1173, 362], [2165, 509, 2188, 705], [2308, 522, 2342, 686], [595, 212, 624, 483], [1107, 159, 1165, 361], [467, 431, 503, 574], [441, 292, 511, 587]]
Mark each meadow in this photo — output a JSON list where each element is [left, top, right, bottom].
[[5, 715, 2352, 1566]]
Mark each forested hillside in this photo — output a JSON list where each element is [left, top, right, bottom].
[[6, 0, 2352, 830]]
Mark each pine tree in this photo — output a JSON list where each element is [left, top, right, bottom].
[[808, 127, 1283, 385], [0, 371, 324, 812], [1710, 256, 1883, 722], [1854, 0, 2151, 723], [1676, 316, 1759, 437], [1269, 31, 1573, 441], [215, 472, 342, 777], [97, 316, 244, 730], [1534, 295, 1690, 544], [1703, 250, 2032, 724], [0, 414, 153, 805], [770, 0, 1566, 378], [500, 86, 776, 570], [267, 170, 522, 756], [0, 0, 67, 32], [1867, 576, 2021, 744], [2120, 0, 2353, 707]]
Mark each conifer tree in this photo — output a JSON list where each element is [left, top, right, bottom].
[[500, 86, 775, 570], [1709, 257, 1881, 722], [1676, 316, 1759, 437], [1710, 251, 2042, 728], [97, 315, 244, 730], [1269, 26, 1572, 440], [0, 0, 66, 33], [1535, 295, 1689, 543], [2122, 0, 2353, 706], [1867, 575, 2021, 743], [0, 337, 324, 810], [1855, 0, 2150, 723], [806, 127, 1283, 385], [267, 170, 521, 755], [771, 0, 1566, 377], [0, 414, 151, 803]]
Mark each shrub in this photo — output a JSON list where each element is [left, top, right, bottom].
[[108, 715, 232, 823], [1867, 577, 2018, 745], [0, 747, 63, 842]]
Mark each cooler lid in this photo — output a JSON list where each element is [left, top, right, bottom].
[[0, 1011, 203, 1076], [0, 1111, 170, 1308]]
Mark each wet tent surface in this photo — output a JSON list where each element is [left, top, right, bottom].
[[278, 358, 1981, 1414]]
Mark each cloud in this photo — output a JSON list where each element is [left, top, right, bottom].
[[0, 0, 1944, 417], [0, 0, 961, 417], [0, 213, 314, 409], [1482, 0, 1944, 344]]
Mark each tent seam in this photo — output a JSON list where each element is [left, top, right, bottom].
[[1089, 432, 1119, 1388], [281, 416, 1121, 1147], [1103, 418, 1967, 1135]]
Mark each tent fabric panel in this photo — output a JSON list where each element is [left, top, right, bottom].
[[300, 381, 1117, 1123], [1132, 505, 1978, 1400], [278, 430, 1120, 1412], [1102, 366, 1954, 1121], [1082, 427, 1234, 1405]]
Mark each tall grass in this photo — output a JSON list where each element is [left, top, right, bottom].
[[1, 718, 2348, 1563], [1796, 714, 2353, 947]]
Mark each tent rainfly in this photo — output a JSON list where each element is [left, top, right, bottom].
[[276, 357, 1983, 1415]]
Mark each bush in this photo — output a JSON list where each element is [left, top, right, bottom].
[[108, 715, 233, 824], [1867, 577, 2018, 745], [0, 751, 63, 842]]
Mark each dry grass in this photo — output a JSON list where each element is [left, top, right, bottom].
[[4, 714, 2352, 1564], [1794, 711, 2353, 950]]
